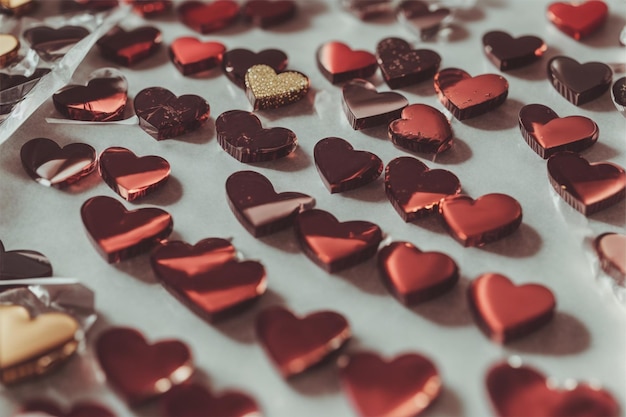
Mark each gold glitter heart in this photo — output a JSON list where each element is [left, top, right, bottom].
[[245, 64, 310, 110], [0, 34, 19, 67]]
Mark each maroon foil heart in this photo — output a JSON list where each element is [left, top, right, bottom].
[[96, 26, 162, 66], [487, 361, 620, 417], [98, 147, 171, 201], [169, 37, 226, 76], [388, 104, 453, 154], [134, 87, 211, 140], [80, 196, 173, 263], [396, 0, 451, 40], [378, 241, 458, 305], [376, 37, 441, 89], [0, 240, 52, 280], [52, 69, 128, 122], [518, 104, 599, 158], [18, 399, 115, 417], [222, 48, 288, 88], [316, 41, 378, 84], [342, 79, 408, 130], [293, 209, 383, 272], [594, 233, 626, 282], [547, 152, 626, 216], [20, 137, 97, 188], [547, 56, 612, 106], [468, 273, 556, 343], [162, 383, 260, 417], [225, 170, 315, 237], [339, 351, 441, 417], [547, 0, 608, 40], [385, 156, 461, 221], [434, 68, 508, 120], [178, 0, 240, 34], [482, 30, 546, 71], [314, 137, 383, 193], [124, 0, 172, 16], [215, 110, 297, 163], [23, 25, 89, 60], [255, 305, 351, 377], [242, 0, 297, 28], [96, 327, 193, 405]]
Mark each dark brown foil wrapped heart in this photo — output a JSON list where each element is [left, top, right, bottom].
[[23, 25, 90, 60], [482, 30, 546, 71], [376, 37, 441, 89], [0, 240, 52, 281], [547, 56, 612, 106], [241, 0, 297, 28], [96, 26, 162, 66], [222, 48, 288, 88]]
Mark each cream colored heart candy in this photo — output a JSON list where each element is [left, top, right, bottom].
[[0, 34, 20, 68]]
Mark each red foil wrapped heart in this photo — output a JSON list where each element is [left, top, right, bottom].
[[482, 30, 546, 71], [162, 383, 261, 417], [339, 351, 441, 417], [385, 156, 461, 221], [255, 305, 351, 377], [595, 233, 626, 282], [226, 171, 315, 237], [293, 209, 383, 272], [342, 79, 408, 130], [178, 0, 240, 34], [317, 41, 378, 84], [96, 327, 193, 406], [0, 240, 52, 281], [388, 104, 453, 154], [376, 37, 441, 89], [81, 196, 173, 263], [487, 361, 620, 417], [17, 400, 115, 417], [434, 68, 508, 120], [377, 241, 458, 305], [20, 137, 97, 188], [547, 56, 612, 106], [547, 151, 626, 216], [23, 25, 89, 60], [241, 0, 297, 28], [169, 37, 226, 76], [222, 48, 288, 88], [468, 273, 556, 343], [96, 26, 162, 66], [518, 104, 598, 159], [547, 0, 608, 40], [314, 137, 383, 193]]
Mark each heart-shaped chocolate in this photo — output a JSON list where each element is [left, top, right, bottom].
[[342, 79, 408, 130], [547, 152, 626, 216], [547, 0, 608, 40], [80, 196, 173, 263], [434, 68, 508, 120], [487, 361, 620, 417], [242, 0, 297, 28], [23, 25, 89, 60], [96, 26, 161, 66], [215, 110, 297, 162], [547, 56, 612, 106], [255, 306, 351, 377], [316, 41, 378, 84], [378, 241, 458, 305], [0, 304, 80, 384], [125, 0, 172, 16], [385, 156, 461, 221], [99, 147, 170, 201], [244, 64, 310, 110], [134, 87, 211, 140], [178, 0, 240, 34], [20, 138, 97, 188], [595, 233, 626, 282], [225, 170, 315, 236], [468, 273, 556, 343], [613, 77, 626, 116], [169, 36, 226, 76], [0, 34, 19, 68], [0, 240, 52, 280], [388, 104, 453, 154], [339, 351, 441, 417], [376, 37, 441, 89], [18, 400, 115, 417], [518, 104, 598, 158], [222, 48, 288, 88], [96, 327, 193, 405], [439, 193, 522, 247], [342, 0, 393, 20], [293, 208, 383, 272], [396, 0, 451, 40], [53, 69, 128, 122], [482, 30, 546, 71], [162, 383, 260, 417]]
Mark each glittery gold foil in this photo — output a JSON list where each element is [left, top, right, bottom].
[[245, 64, 310, 110]]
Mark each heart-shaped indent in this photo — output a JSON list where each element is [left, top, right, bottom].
[[385, 156, 461, 221], [468, 273, 556, 343], [547, 0, 608, 40], [222, 48, 288, 87], [241, 0, 297, 28], [178, 0, 240, 34], [226, 170, 315, 236], [17, 399, 115, 417], [80, 196, 173, 263], [439, 193, 522, 247], [388, 104, 453, 154], [215, 109, 297, 162], [376, 37, 441, 89], [23, 25, 89, 60], [339, 351, 441, 417], [96, 25, 162, 66], [245, 64, 310, 110], [0, 34, 19, 67], [256, 305, 351, 377], [317, 41, 378, 84], [342, 79, 408, 130], [0, 304, 80, 385], [20, 138, 97, 188], [0, 240, 52, 281], [99, 147, 170, 201], [169, 36, 225, 76], [162, 383, 260, 417], [294, 208, 383, 272], [96, 327, 193, 405], [518, 104, 598, 159], [314, 137, 383, 194], [482, 30, 546, 71], [547, 56, 613, 106], [594, 232, 626, 282], [547, 151, 626, 216], [434, 68, 508, 120]]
